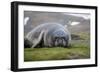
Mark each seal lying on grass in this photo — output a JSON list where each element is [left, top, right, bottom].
[[24, 23, 71, 48]]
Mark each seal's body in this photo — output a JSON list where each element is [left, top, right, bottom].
[[25, 23, 71, 48]]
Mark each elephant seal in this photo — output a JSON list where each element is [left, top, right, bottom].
[[25, 23, 71, 48]]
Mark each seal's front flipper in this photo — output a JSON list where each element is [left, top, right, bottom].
[[31, 30, 44, 48]]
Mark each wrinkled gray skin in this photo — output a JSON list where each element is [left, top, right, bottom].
[[25, 23, 71, 48]]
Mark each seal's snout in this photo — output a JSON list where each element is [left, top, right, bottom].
[[54, 37, 67, 47]]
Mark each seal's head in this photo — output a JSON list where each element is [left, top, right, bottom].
[[52, 29, 69, 47]]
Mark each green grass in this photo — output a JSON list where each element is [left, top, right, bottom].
[[24, 40, 90, 61], [24, 32, 90, 62]]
